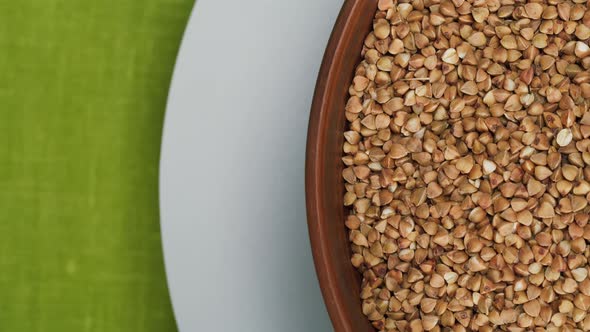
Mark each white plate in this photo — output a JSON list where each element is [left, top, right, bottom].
[[159, 0, 342, 331]]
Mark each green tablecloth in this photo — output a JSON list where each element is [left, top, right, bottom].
[[0, 1, 194, 331]]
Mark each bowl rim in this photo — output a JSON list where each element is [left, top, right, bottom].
[[305, 1, 377, 331]]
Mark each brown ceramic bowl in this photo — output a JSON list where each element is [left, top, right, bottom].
[[306, 1, 378, 331]]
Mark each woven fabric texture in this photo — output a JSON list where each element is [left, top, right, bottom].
[[0, 1, 194, 331]]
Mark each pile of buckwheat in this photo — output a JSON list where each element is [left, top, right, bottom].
[[342, 0, 590, 330]]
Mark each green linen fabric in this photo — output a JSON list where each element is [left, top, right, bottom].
[[0, 1, 194, 331]]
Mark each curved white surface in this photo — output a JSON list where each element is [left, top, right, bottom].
[[160, 1, 343, 331]]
